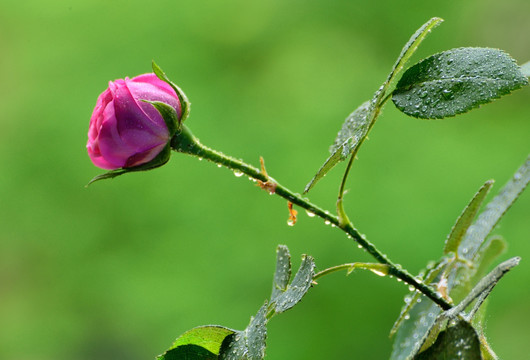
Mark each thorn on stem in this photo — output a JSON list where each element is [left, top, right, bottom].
[[257, 156, 277, 194]]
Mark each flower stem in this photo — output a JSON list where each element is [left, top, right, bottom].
[[171, 126, 452, 311]]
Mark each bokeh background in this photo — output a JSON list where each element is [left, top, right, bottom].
[[1, 0, 529, 359]]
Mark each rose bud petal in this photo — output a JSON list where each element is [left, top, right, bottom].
[[87, 73, 182, 170]]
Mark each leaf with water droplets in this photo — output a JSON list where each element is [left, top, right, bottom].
[[390, 258, 450, 337], [413, 320, 482, 360], [219, 302, 268, 360], [392, 47, 528, 119], [304, 18, 443, 193], [304, 100, 372, 193], [271, 254, 315, 314], [457, 155, 529, 262], [521, 61, 530, 77], [390, 294, 442, 360], [470, 236, 507, 285], [271, 245, 291, 300], [385, 17, 443, 91], [444, 180, 494, 254], [156, 325, 235, 360]]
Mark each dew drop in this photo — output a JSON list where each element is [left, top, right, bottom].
[[198, 157, 203, 161], [324, 220, 331, 225], [287, 219, 295, 227], [305, 210, 316, 217], [408, 285, 415, 292], [370, 269, 387, 277], [404, 314, 410, 320], [442, 89, 454, 100], [217, 164, 222, 168], [233, 170, 244, 177], [357, 244, 362, 249]]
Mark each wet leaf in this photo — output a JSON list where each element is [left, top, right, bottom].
[[271, 254, 315, 314], [457, 156, 529, 261], [271, 245, 291, 300], [414, 320, 482, 360], [521, 61, 530, 77], [304, 101, 371, 193], [392, 158, 528, 358], [384, 17, 443, 90], [156, 326, 235, 360], [470, 236, 507, 285], [304, 18, 442, 193], [158, 246, 313, 360], [390, 258, 450, 337], [392, 48, 528, 119], [390, 294, 442, 360], [444, 180, 494, 254], [219, 303, 268, 360]]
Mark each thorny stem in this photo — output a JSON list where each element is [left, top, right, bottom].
[[171, 125, 453, 311]]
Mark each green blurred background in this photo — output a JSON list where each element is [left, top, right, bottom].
[[1, 0, 528, 359]]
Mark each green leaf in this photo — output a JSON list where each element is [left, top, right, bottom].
[[271, 245, 291, 300], [304, 100, 371, 193], [392, 47, 529, 119], [444, 180, 494, 254], [470, 236, 507, 284], [152, 60, 191, 123], [414, 320, 482, 360], [392, 158, 529, 359], [458, 155, 529, 261], [384, 17, 443, 91], [219, 302, 268, 360], [521, 61, 530, 77], [390, 294, 442, 360], [157, 246, 313, 360], [304, 18, 443, 193], [390, 258, 450, 337], [271, 254, 315, 314], [157, 326, 235, 360]]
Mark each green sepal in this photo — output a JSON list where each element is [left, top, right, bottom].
[[170, 125, 202, 155], [152, 60, 191, 124], [86, 142, 171, 186], [141, 99, 180, 135]]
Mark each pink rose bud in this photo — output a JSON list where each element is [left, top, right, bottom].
[[87, 73, 182, 170]]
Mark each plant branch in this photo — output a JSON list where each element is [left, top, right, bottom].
[[171, 126, 453, 310]]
